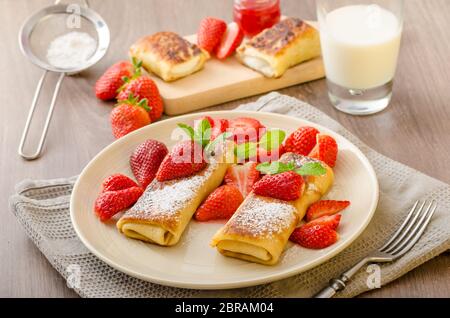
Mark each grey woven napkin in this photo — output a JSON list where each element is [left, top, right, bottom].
[[9, 93, 450, 298]]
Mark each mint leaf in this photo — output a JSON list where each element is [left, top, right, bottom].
[[256, 161, 295, 175], [235, 142, 258, 160], [193, 119, 211, 148], [177, 123, 194, 140], [259, 129, 286, 151], [295, 162, 327, 176], [204, 132, 232, 155]]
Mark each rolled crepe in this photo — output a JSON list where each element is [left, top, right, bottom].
[[117, 159, 229, 246], [211, 153, 334, 265]]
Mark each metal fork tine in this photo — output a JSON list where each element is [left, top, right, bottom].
[[379, 200, 421, 252], [383, 201, 430, 253], [390, 202, 437, 257]]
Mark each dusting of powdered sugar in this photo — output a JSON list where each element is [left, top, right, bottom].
[[226, 195, 297, 238], [124, 161, 219, 222]]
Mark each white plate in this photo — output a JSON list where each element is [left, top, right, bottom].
[[71, 111, 379, 289]]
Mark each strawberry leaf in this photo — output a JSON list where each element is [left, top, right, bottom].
[[295, 162, 326, 176], [256, 161, 295, 175], [177, 123, 195, 140], [194, 119, 211, 148], [259, 129, 286, 151], [235, 142, 257, 160]]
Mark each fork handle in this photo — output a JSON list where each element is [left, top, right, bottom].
[[314, 258, 371, 298]]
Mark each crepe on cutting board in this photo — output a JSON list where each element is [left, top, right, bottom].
[[210, 153, 334, 265]]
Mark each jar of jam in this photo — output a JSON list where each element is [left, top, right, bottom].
[[233, 0, 281, 37]]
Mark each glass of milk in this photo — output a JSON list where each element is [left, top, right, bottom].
[[317, 0, 404, 115]]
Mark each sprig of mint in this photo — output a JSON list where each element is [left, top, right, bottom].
[[235, 129, 286, 160], [256, 161, 326, 176]]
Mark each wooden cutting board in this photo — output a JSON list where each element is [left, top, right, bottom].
[[147, 26, 325, 115]]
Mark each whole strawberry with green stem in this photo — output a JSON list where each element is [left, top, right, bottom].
[[110, 94, 151, 139]]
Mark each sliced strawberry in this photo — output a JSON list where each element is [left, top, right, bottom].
[[130, 139, 169, 188], [290, 221, 339, 249], [216, 22, 244, 59], [155, 141, 206, 182], [224, 162, 261, 197], [94, 186, 143, 222], [256, 144, 285, 163], [101, 174, 138, 192], [252, 171, 305, 201], [194, 185, 244, 221], [306, 200, 350, 222], [228, 117, 265, 144], [211, 118, 229, 140], [284, 126, 320, 156], [197, 17, 227, 53], [309, 134, 338, 167], [308, 214, 342, 230]]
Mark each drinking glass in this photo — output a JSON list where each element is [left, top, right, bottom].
[[317, 0, 404, 115]]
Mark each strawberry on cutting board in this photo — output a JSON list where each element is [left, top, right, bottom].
[[224, 162, 260, 197], [306, 200, 350, 222], [290, 214, 341, 249], [156, 140, 206, 182], [130, 139, 169, 188], [95, 186, 143, 222], [110, 95, 151, 139], [194, 185, 244, 221], [216, 22, 244, 59], [117, 75, 164, 122], [95, 60, 134, 101], [197, 17, 227, 53]]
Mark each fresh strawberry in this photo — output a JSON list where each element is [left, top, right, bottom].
[[101, 174, 138, 192], [308, 214, 342, 230], [228, 117, 265, 144], [117, 76, 164, 122], [194, 185, 244, 221], [284, 126, 320, 156], [309, 134, 338, 167], [110, 96, 151, 139], [197, 17, 227, 53], [306, 200, 350, 222], [130, 139, 169, 188], [290, 219, 339, 249], [156, 140, 206, 182], [210, 118, 229, 140], [216, 22, 244, 59], [252, 171, 305, 201], [94, 186, 143, 222], [95, 61, 133, 100], [224, 162, 260, 197]]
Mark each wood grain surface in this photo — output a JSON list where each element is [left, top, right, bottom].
[[0, 0, 449, 298]]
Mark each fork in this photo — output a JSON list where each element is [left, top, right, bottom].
[[314, 200, 438, 298]]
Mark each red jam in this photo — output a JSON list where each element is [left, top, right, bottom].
[[233, 0, 281, 37]]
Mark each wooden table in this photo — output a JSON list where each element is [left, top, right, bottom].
[[1, 0, 449, 298]]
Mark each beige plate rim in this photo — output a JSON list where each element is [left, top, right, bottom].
[[70, 110, 379, 290]]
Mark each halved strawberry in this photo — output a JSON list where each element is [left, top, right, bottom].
[[197, 17, 227, 53], [194, 185, 244, 221], [155, 140, 206, 182], [252, 171, 305, 201], [101, 174, 138, 192], [94, 186, 143, 222], [256, 144, 285, 163], [290, 220, 339, 249], [211, 118, 229, 140], [308, 214, 342, 230], [228, 117, 265, 144], [284, 126, 320, 156], [309, 134, 338, 167], [306, 200, 350, 222], [216, 22, 244, 59], [224, 162, 261, 197]]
